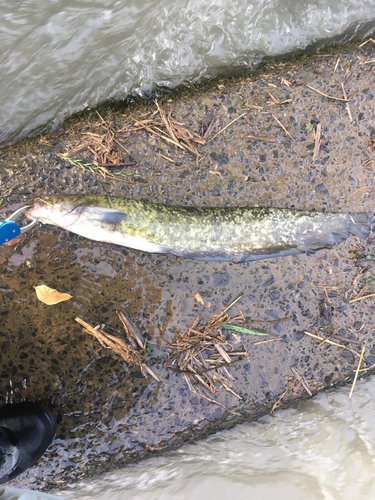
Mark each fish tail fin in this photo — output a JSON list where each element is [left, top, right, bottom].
[[347, 213, 372, 239]]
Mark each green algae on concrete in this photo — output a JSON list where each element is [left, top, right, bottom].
[[1, 40, 375, 490]]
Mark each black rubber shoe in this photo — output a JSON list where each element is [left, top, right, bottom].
[[0, 402, 56, 484]]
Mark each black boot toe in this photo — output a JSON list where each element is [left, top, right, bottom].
[[0, 402, 56, 484]]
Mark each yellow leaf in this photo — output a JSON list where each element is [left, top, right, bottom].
[[33, 285, 72, 305]]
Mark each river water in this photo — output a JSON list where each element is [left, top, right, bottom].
[[57, 376, 375, 500], [1, 0, 375, 145]]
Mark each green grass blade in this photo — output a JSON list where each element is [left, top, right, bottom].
[[222, 324, 269, 336]]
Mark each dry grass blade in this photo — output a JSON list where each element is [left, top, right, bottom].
[[203, 116, 219, 139], [312, 122, 322, 161], [341, 83, 352, 122], [304, 330, 362, 361], [290, 366, 312, 396], [304, 331, 346, 348], [129, 101, 205, 159], [271, 388, 289, 413], [247, 135, 277, 143], [209, 294, 244, 325], [154, 100, 179, 143], [271, 114, 294, 140], [306, 84, 349, 102], [359, 38, 375, 47], [349, 342, 366, 399], [116, 310, 145, 349], [75, 316, 159, 381], [206, 113, 246, 144], [349, 292, 375, 303], [267, 92, 292, 105], [252, 337, 283, 345]]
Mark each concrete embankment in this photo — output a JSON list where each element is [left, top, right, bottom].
[[1, 40, 375, 490]]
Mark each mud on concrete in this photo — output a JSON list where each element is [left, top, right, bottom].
[[1, 40, 375, 490]]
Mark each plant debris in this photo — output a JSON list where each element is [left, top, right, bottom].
[[59, 111, 140, 183], [164, 295, 248, 413], [75, 314, 159, 381], [122, 100, 206, 161]]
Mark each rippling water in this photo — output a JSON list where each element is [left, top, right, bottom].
[[1, 0, 375, 144], [57, 376, 375, 500]]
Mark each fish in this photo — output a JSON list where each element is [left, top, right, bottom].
[[25, 195, 372, 263]]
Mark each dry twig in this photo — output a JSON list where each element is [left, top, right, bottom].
[[75, 315, 159, 381]]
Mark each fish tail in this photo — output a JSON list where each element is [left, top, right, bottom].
[[347, 213, 372, 239]]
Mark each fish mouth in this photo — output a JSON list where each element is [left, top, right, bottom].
[[25, 198, 48, 219]]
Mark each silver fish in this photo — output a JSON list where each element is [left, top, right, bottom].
[[26, 195, 371, 263]]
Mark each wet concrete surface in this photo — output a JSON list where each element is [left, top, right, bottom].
[[1, 40, 375, 490]]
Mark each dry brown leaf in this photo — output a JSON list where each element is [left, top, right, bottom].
[[3, 234, 26, 246], [34, 285, 72, 305]]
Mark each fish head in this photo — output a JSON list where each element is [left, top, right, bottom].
[[25, 197, 86, 228]]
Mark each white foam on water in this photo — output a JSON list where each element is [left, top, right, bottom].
[[57, 376, 375, 500]]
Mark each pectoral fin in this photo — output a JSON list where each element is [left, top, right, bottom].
[[86, 207, 128, 225]]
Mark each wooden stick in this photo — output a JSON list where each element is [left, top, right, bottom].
[[306, 84, 349, 102], [271, 114, 294, 140], [349, 342, 366, 399]]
